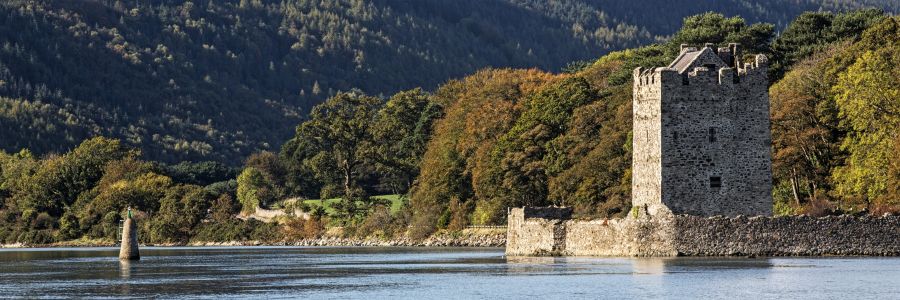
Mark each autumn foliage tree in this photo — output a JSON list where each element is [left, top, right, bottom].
[[832, 19, 900, 211]]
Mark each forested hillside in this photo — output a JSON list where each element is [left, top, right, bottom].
[[1, 0, 897, 163]]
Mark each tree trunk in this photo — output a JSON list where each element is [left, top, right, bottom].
[[343, 163, 352, 200], [790, 168, 801, 207]]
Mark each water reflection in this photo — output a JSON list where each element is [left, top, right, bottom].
[[632, 257, 774, 275], [119, 259, 132, 279], [0, 247, 896, 299], [632, 258, 667, 275]]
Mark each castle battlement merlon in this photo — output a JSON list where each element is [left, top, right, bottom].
[[636, 43, 768, 88]]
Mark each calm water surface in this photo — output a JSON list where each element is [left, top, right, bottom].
[[0, 247, 898, 299]]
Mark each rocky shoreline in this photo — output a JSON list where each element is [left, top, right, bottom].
[[192, 230, 507, 247], [1, 229, 507, 248]]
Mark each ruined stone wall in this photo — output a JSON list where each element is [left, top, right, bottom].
[[506, 208, 568, 256], [506, 207, 672, 257], [506, 207, 900, 257]]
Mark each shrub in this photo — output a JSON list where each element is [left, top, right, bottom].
[[31, 212, 56, 230], [17, 229, 54, 245], [355, 205, 394, 238], [284, 216, 325, 239]]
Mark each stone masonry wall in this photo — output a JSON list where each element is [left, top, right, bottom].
[[563, 215, 676, 256], [674, 215, 900, 256], [506, 207, 568, 256], [506, 207, 900, 257]]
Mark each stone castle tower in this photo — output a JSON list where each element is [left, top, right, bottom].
[[632, 43, 772, 217]]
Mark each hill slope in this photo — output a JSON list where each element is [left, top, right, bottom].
[[0, 0, 897, 163]]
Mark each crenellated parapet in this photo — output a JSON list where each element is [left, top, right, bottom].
[[633, 67, 678, 87]]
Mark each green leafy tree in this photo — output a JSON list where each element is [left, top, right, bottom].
[[666, 13, 775, 57], [771, 9, 885, 81], [770, 47, 845, 210], [476, 77, 596, 223], [0, 149, 38, 207], [243, 151, 288, 199], [159, 161, 237, 186], [148, 185, 213, 244], [17, 137, 133, 217], [833, 48, 900, 208], [295, 91, 383, 222], [77, 171, 172, 239], [236, 167, 270, 214], [280, 132, 323, 199], [370, 88, 443, 194]]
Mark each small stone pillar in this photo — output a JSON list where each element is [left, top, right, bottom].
[[119, 209, 140, 260]]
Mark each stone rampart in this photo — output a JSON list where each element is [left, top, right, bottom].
[[506, 207, 900, 257]]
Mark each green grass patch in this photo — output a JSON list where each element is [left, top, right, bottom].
[[301, 194, 404, 215]]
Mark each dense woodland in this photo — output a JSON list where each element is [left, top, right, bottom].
[[2, 5, 900, 244], [1, 0, 898, 164]]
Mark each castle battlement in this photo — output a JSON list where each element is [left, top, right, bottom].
[[634, 53, 768, 88]]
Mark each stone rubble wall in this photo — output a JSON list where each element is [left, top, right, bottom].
[[506, 207, 900, 257], [674, 215, 900, 256]]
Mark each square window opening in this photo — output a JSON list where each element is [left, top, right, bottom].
[[710, 176, 722, 188]]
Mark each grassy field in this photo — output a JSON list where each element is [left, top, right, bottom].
[[301, 195, 404, 214]]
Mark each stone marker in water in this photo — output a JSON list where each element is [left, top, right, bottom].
[[119, 207, 140, 260]]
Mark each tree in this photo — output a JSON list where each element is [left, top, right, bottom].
[[236, 167, 270, 214], [296, 91, 383, 221], [666, 13, 774, 58], [77, 171, 173, 239], [159, 161, 237, 186], [370, 88, 442, 193], [279, 135, 322, 199], [148, 185, 213, 243], [832, 48, 900, 208], [771, 9, 885, 81], [409, 68, 556, 230], [210, 194, 239, 222], [243, 151, 288, 199], [0, 149, 38, 208], [769, 47, 845, 210], [477, 77, 596, 223], [17, 137, 133, 217], [546, 86, 633, 218]]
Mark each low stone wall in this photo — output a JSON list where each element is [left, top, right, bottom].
[[674, 215, 900, 256], [506, 207, 900, 257], [506, 208, 564, 255], [563, 217, 676, 256]]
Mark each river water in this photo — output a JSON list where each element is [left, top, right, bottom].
[[0, 247, 898, 299]]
